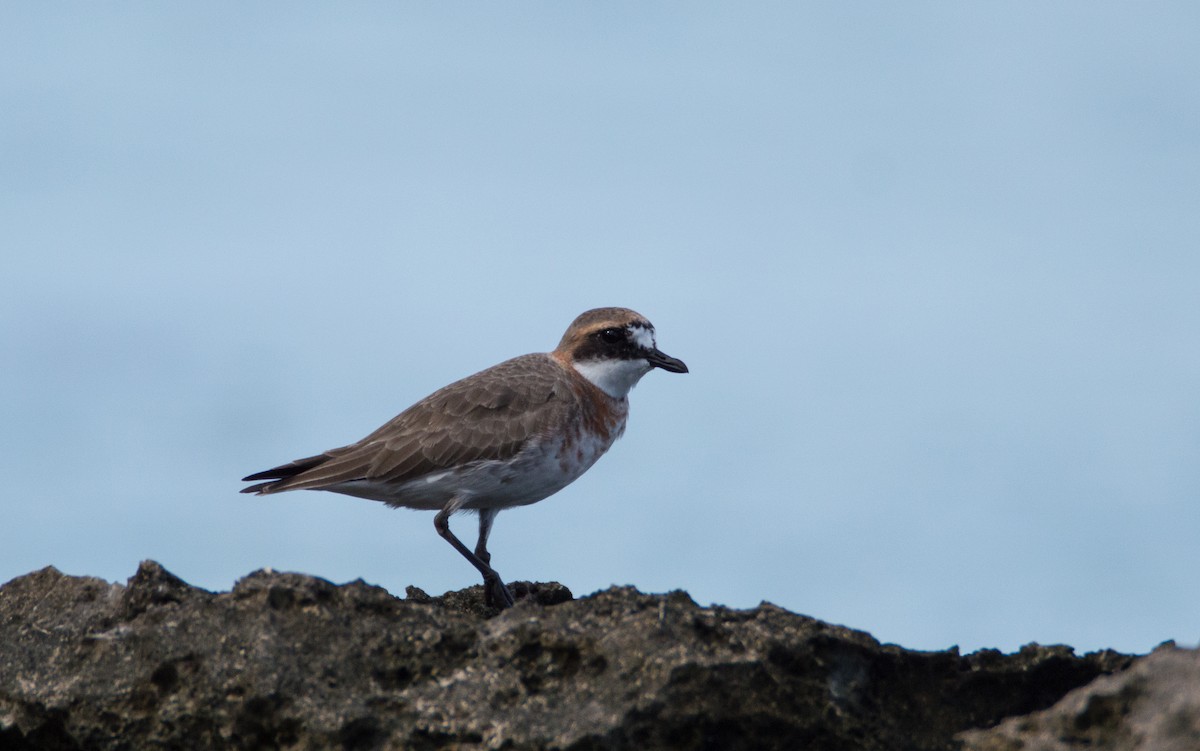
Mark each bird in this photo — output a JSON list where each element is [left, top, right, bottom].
[[241, 307, 688, 609]]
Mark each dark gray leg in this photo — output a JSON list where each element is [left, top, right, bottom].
[[476, 508, 498, 565], [434, 508, 514, 609]]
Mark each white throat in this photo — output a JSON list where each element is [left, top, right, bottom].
[[574, 357, 652, 399]]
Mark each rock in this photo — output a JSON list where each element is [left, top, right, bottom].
[[0, 561, 1136, 750], [959, 643, 1200, 751]]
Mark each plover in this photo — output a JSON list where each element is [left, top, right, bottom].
[[241, 307, 687, 608]]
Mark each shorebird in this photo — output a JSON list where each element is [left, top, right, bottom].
[[241, 307, 688, 608]]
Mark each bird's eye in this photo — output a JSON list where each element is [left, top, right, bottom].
[[598, 328, 623, 344]]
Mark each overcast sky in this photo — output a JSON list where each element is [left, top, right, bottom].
[[3, 3, 1197, 654]]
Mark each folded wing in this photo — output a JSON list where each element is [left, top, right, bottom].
[[241, 354, 573, 495]]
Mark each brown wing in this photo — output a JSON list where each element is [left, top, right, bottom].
[[242, 353, 576, 494]]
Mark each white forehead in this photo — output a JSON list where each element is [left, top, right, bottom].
[[630, 323, 656, 350]]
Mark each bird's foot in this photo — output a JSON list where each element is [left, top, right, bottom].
[[484, 574, 515, 609]]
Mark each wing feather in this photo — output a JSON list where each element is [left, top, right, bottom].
[[243, 354, 574, 495]]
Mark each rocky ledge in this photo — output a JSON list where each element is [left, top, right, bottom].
[[0, 561, 1190, 750]]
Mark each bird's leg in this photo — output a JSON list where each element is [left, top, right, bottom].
[[475, 509, 511, 609], [475, 508, 497, 565], [434, 507, 514, 609]]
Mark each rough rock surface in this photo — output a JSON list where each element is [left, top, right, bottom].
[[959, 644, 1200, 751], [0, 561, 1138, 750]]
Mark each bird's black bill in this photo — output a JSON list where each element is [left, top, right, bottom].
[[646, 349, 688, 373]]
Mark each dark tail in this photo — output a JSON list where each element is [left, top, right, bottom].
[[241, 454, 329, 495]]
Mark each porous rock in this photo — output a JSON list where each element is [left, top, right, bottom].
[[0, 561, 1136, 750], [959, 643, 1200, 751]]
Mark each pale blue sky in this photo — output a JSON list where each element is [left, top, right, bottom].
[[3, 4, 1198, 653]]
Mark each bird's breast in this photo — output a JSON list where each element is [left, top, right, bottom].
[[555, 394, 627, 479]]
